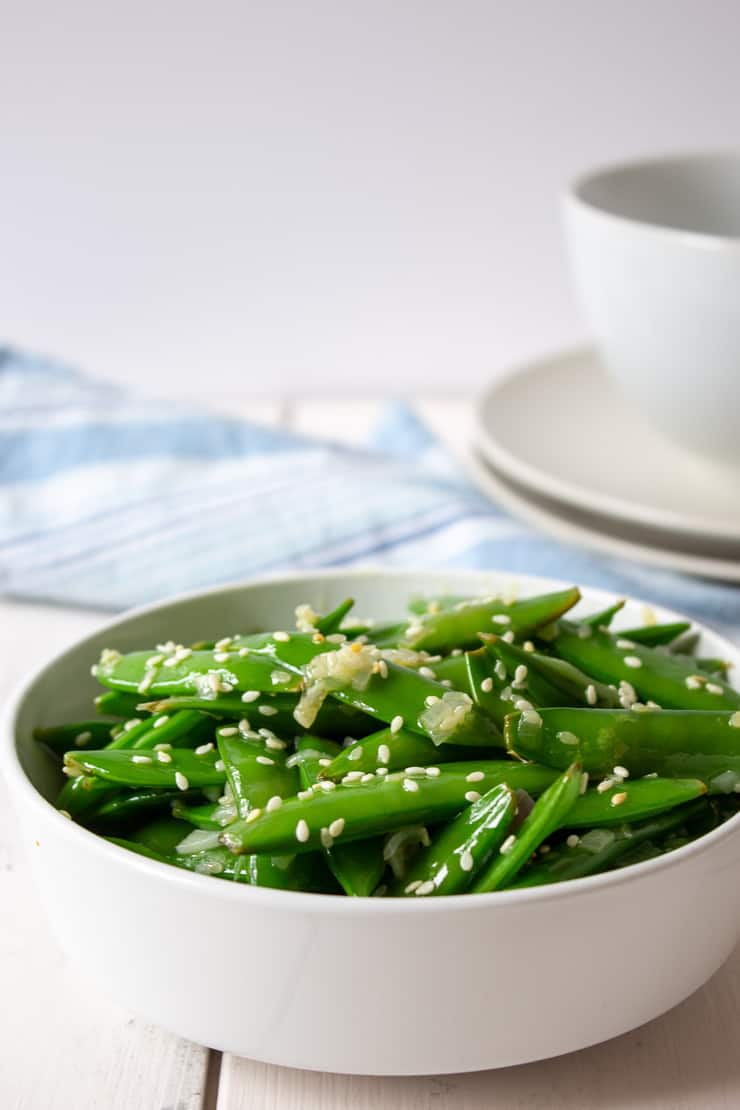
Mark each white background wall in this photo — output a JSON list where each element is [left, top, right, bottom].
[[3, 1, 740, 397]]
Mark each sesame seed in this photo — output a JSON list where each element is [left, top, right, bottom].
[[325, 633, 347, 644], [377, 743, 391, 764], [220, 726, 238, 736], [297, 789, 314, 800], [329, 818, 346, 838], [266, 795, 283, 812], [460, 849, 474, 872], [258, 728, 276, 740], [74, 731, 92, 747], [610, 791, 628, 807], [58, 809, 72, 820], [730, 712, 740, 728], [348, 746, 363, 761], [403, 778, 420, 792], [616, 638, 635, 650], [295, 819, 310, 843], [215, 637, 233, 650], [156, 750, 173, 764], [492, 614, 511, 625], [706, 682, 724, 696], [259, 705, 278, 717], [405, 879, 422, 893], [500, 834, 516, 854], [239, 647, 251, 657], [376, 767, 389, 776], [241, 690, 261, 703], [131, 755, 152, 764], [405, 766, 426, 775], [424, 695, 439, 707], [361, 773, 375, 783], [481, 677, 494, 693], [342, 772, 364, 783], [426, 766, 440, 777], [238, 718, 252, 735], [390, 715, 404, 734], [514, 664, 528, 685], [195, 742, 214, 756], [502, 631, 515, 644], [320, 828, 334, 848], [214, 759, 225, 772], [523, 641, 535, 653], [319, 780, 336, 791], [566, 834, 580, 848], [623, 656, 642, 669], [466, 771, 485, 782], [419, 666, 436, 680], [415, 880, 435, 896], [585, 684, 597, 705], [175, 771, 189, 791], [123, 719, 140, 732], [378, 660, 389, 679], [597, 777, 615, 793], [318, 757, 332, 767], [514, 698, 534, 712], [246, 807, 262, 823], [273, 631, 291, 642], [137, 675, 154, 694], [494, 660, 507, 681], [557, 730, 579, 746], [213, 652, 231, 663], [256, 755, 275, 766], [580, 772, 589, 794], [613, 765, 629, 779], [441, 679, 453, 687], [465, 790, 481, 802]]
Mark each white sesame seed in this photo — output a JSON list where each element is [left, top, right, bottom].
[[239, 647, 251, 657], [730, 712, 740, 728], [494, 660, 507, 681], [58, 809, 72, 820], [241, 690, 261, 703], [342, 771, 364, 783], [685, 675, 703, 690], [156, 750, 173, 764], [566, 834, 580, 848], [623, 656, 642, 669], [295, 819, 310, 843], [258, 728, 276, 740], [580, 772, 589, 794], [611, 791, 628, 807], [361, 772, 375, 783], [426, 766, 441, 777], [390, 715, 404, 734], [297, 789, 314, 801], [706, 682, 724, 696], [514, 664, 528, 685], [502, 630, 515, 644], [238, 718, 252, 735], [585, 684, 597, 705], [441, 679, 453, 687], [319, 827, 334, 848], [220, 726, 238, 736], [256, 755, 275, 765], [175, 771, 189, 791], [466, 771, 485, 782], [214, 759, 225, 772], [131, 754, 152, 764], [415, 880, 435, 896], [273, 631, 291, 642], [266, 795, 283, 812], [405, 766, 426, 775], [319, 780, 336, 791], [378, 659, 389, 679], [613, 765, 629, 779], [523, 640, 535, 653], [325, 633, 347, 644], [514, 698, 534, 712], [492, 613, 511, 625], [137, 675, 154, 695], [195, 743, 214, 756], [405, 879, 422, 893], [419, 666, 436, 680], [348, 746, 363, 761], [616, 638, 635, 650], [213, 652, 231, 663], [123, 719, 140, 732], [424, 695, 439, 707], [215, 637, 233, 650], [246, 807, 262, 823], [465, 790, 481, 803], [557, 730, 579, 746], [376, 767, 389, 776], [597, 777, 615, 793], [329, 817, 345, 838], [460, 849, 474, 872], [318, 757, 332, 767], [403, 778, 420, 792], [481, 677, 494, 693], [500, 834, 516, 854], [259, 705, 278, 717], [377, 743, 391, 764], [74, 731, 92, 747]]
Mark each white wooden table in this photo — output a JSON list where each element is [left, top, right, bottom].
[[3, 398, 740, 1110]]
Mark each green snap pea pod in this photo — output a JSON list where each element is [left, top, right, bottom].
[[34, 720, 117, 756], [391, 783, 517, 897], [471, 763, 584, 892], [486, 637, 619, 709], [670, 631, 701, 655], [171, 800, 235, 830], [465, 649, 523, 728], [221, 761, 559, 855], [553, 624, 740, 710], [56, 709, 209, 818], [296, 737, 385, 897], [400, 587, 581, 653], [407, 595, 469, 616], [616, 622, 691, 647], [316, 598, 355, 634], [89, 788, 202, 829], [580, 599, 625, 628], [63, 747, 226, 789], [129, 815, 193, 856], [321, 727, 493, 780], [509, 799, 708, 888], [566, 777, 706, 827], [216, 726, 298, 816], [695, 658, 732, 677], [141, 693, 377, 740], [254, 635, 499, 748], [94, 690, 147, 718], [506, 707, 740, 784], [93, 648, 301, 698]]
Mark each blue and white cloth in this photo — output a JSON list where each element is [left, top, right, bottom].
[[1, 348, 739, 636]]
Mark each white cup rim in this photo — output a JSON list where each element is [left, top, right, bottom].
[[566, 148, 740, 251]]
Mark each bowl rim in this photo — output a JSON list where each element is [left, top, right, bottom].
[[565, 147, 740, 251], [5, 565, 740, 915]]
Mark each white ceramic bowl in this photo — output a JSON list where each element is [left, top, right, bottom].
[[5, 569, 740, 1075], [564, 150, 740, 466]]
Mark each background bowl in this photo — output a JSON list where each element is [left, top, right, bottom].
[[4, 568, 740, 1075], [564, 150, 740, 467]]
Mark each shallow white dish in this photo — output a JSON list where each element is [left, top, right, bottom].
[[475, 347, 740, 547], [5, 569, 740, 1076], [465, 450, 740, 584]]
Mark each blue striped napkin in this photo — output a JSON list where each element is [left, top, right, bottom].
[[2, 348, 739, 636]]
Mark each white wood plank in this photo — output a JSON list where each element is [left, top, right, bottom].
[[216, 942, 740, 1110], [0, 600, 211, 1110]]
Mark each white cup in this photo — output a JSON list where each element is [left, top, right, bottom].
[[564, 151, 740, 466]]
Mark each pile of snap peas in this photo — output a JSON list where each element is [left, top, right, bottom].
[[35, 586, 740, 897]]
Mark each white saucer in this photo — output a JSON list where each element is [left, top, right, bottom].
[[464, 449, 740, 583], [475, 346, 740, 547]]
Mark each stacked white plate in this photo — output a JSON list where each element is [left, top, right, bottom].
[[471, 347, 740, 582]]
